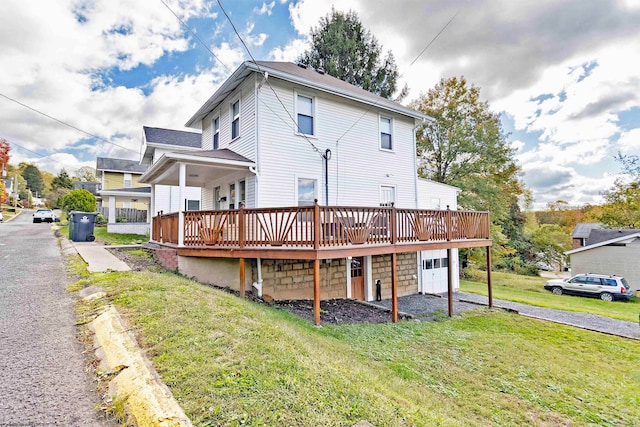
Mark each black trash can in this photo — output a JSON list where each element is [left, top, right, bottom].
[[69, 211, 97, 242]]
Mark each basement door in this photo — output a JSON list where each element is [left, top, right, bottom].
[[421, 249, 449, 294], [350, 257, 365, 300]]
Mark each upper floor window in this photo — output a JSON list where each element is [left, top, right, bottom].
[[124, 173, 132, 188], [380, 116, 393, 150], [296, 94, 315, 136], [231, 99, 240, 140], [213, 116, 220, 149]]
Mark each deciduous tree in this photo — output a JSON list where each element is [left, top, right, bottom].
[[297, 8, 407, 100], [75, 166, 99, 183], [597, 179, 640, 228]]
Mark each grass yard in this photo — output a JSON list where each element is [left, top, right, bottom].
[[71, 263, 640, 427], [58, 224, 148, 245], [461, 270, 640, 323]]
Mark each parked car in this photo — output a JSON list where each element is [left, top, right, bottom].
[[0, 212, 3, 222], [544, 273, 635, 301], [33, 209, 56, 223]]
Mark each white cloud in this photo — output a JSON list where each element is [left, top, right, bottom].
[[254, 1, 276, 16], [617, 128, 640, 152]]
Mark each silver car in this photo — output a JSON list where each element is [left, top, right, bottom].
[[544, 273, 635, 301]]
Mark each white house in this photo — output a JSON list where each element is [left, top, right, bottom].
[[139, 61, 492, 324]]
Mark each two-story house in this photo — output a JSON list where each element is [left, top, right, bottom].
[[139, 61, 492, 324]]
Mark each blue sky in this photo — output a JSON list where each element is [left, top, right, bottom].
[[1, 0, 639, 209]]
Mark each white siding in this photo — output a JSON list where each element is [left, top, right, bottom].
[[570, 243, 640, 290], [255, 78, 418, 208], [417, 179, 459, 210], [153, 184, 201, 214]]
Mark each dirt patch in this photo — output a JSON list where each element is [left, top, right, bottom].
[[106, 247, 159, 272]]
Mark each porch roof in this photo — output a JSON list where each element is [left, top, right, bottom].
[[138, 149, 256, 187], [99, 187, 151, 198]]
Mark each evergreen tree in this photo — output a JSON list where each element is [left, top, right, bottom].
[[51, 169, 74, 190], [298, 8, 407, 100], [22, 164, 44, 196]]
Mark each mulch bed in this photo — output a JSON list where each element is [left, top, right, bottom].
[[109, 247, 403, 325]]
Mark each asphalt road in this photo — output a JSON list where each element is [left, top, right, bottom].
[[0, 211, 112, 426]]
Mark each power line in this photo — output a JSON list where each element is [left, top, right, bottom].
[[0, 135, 82, 172], [216, 0, 324, 157], [159, 0, 231, 73], [0, 93, 139, 155]]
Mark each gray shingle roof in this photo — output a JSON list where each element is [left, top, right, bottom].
[[586, 229, 640, 246], [96, 157, 147, 174], [143, 126, 201, 148], [571, 223, 602, 238]]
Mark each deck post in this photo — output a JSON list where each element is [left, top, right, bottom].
[[390, 203, 397, 244], [486, 245, 493, 308], [313, 259, 320, 325], [447, 248, 453, 317], [313, 199, 320, 249], [391, 252, 398, 323], [239, 257, 246, 298], [239, 202, 245, 248]]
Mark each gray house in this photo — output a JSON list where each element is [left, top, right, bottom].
[[565, 229, 640, 290]]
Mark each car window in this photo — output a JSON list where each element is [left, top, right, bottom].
[[585, 277, 602, 285], [621, 278, 630, 289], [604, 278, 617, 286]]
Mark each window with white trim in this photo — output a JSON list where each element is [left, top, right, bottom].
[[231, 99, 240, 140], [229, 183, 236, 209], [124, 173, 132, 188], [239, 180, 245, 207], [297, 178, 317, 221], [296, 93, 315, 136], [380, 116, 393, 150], [213, 116, 220, 149]]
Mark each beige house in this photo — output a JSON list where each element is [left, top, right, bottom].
[[96, 157, 151, 234], [565, 229, 640, 290]]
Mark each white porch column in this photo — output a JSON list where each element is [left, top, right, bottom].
[[178, 163, 186, 247], [149, 184, 155, 239], [108, 196, 116, 224]]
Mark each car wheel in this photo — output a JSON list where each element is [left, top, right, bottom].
[[552, 287, 563, 296], [600, 292, 613, 302]]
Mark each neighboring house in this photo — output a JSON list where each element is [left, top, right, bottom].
[[565, 229, 640, 290], [139, 61, 492, 324], [96, 157, 151, 234], [73, 181, 101, 197], [571, 222, 602, 248]]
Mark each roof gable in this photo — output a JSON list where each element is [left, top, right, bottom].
[[565, 231, 640, 255], [571, 222, 601, 238], [96, 157, 147, 174], [143, 126, 201, 148], [185, 61, 429, 128]]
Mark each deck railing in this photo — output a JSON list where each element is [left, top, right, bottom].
[[153, 205, 490, 248]]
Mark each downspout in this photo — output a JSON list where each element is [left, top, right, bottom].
[[252, 71, 265, 296], [323, 148, 331, 206]]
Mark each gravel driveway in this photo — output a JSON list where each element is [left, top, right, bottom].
[[373, 291, 640, 339], [0, 211, 112, 425]]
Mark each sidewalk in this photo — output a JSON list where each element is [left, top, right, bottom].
[[60, 239, 131, 273]]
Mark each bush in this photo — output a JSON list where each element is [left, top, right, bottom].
[[60, 189, 96, 213], [95, 214, 107, 225]]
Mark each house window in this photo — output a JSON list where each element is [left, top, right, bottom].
[[124, 173, 132, 188], [186, 200, 200, 211], [231, 100, 240, 140], [297, 178, 316, 221], [296, 94, 315, 136], [239, 180, 245, 207], [380, 116, 393, 150], [229, 183, 236, 209], [298, 178, 316, 207], [380, 185, 395, 207], [213, 116, 220, 149]]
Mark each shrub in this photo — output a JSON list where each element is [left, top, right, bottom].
[[60, 189, 96, 213]]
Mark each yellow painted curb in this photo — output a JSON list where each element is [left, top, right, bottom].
[[92, 306, 192, 426]]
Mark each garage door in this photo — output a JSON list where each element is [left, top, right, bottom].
[[421, 249, 449, 294]]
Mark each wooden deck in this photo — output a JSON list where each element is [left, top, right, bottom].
[[152, 204, 491, 258], [151, 203, 493, 325]]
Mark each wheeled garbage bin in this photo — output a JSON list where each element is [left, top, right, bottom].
[[68, 211, 97, 242]]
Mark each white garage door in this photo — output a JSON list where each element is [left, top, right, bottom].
[[421, 249, 460, 294]]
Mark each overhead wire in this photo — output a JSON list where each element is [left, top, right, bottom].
[[0, 134, 84, 172], [0, 93, 139, 155]]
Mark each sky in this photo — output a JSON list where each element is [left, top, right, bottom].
[[1, 0, 639, 209]]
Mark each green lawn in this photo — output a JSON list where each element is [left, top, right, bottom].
[[72, 263, 640, 427], [59, 224, 148, 245], [461, 270, 640, 323]]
